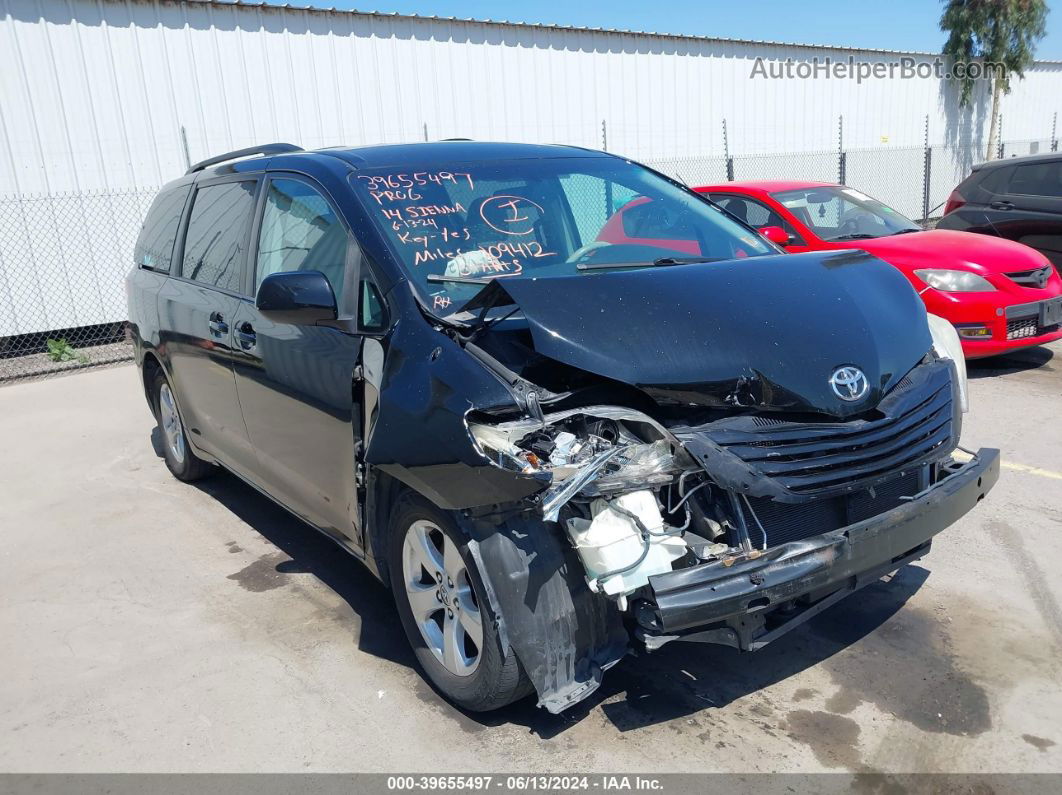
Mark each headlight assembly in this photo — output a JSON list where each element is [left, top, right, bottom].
[[914, 269, 995, 292], [468, 406, 695, 521], [926, 313, 969, 413]]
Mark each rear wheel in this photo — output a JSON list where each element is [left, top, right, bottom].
[[389, 493, 531, 711], [151, 369, 213, 482]]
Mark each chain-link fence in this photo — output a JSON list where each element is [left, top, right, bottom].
[[1, 137, 1058, 383], [644, 140, 1050, 221], [0, 189, 157, 382]]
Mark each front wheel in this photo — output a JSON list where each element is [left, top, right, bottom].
[[389, 493, 532, 712], [151, 369, 213, 482]]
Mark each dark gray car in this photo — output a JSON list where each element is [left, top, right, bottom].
[[938, 152, 1062, 269]]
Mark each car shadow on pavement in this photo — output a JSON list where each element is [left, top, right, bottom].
[[153, 429, 930, 739], [967, 346, 1054, 379], [150, 429, 417, 671]]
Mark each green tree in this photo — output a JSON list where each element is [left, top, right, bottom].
[[940, 0, 1048, 160]]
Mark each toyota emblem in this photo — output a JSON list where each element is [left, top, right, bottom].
[[829, 366, 869, 402]]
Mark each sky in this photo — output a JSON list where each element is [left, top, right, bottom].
[[305, 0, 1062, 60]]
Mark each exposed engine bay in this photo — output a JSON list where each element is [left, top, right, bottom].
[[470, 406, 726, 604]]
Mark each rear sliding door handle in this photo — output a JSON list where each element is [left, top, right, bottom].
[[989, 200, 1014, 210], [207, 312, 228, 336]]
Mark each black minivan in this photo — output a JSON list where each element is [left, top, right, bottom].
[[128, 141, 998, 713]]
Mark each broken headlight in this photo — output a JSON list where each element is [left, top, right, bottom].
[[468, 406, 695, 520], [927, 313, 969, 413]]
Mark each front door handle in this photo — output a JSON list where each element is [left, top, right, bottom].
[[235, 322, 257, 350], [208, 312, 228, 337], [989, 200, 1014, 210]]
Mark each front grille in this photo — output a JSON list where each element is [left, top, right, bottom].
[[1005, 266, 1053, 289], [676, 360, 956, 500], [740, 470, 922, 547], [1007, 317, 1060, 340]]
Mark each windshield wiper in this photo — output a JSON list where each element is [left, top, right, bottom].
[[577, 256, 719, 271], [828, 233, 878, 241], [889, 228, 921, 235], [426, 273, 494, 285]]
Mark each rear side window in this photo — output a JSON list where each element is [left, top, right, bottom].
[[135, 186, 189, 272], [1006, 162, 1062, 197], [975, 166, 1012, 196], [181, 181, 258, 293]]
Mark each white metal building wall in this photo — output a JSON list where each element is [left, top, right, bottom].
[[2, 0, 1061, 196], [1, 0, 1061, 339]]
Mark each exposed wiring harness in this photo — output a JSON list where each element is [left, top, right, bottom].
[[667, 471, 710, 514]]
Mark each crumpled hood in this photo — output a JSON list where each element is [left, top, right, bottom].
[[464, 250, 933, 417]]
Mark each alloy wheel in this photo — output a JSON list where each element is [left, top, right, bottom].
[[158, 382, 186, 465], [401, 520, 483, 677]]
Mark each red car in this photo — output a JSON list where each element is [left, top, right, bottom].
[[692, 181, 1062, 358]]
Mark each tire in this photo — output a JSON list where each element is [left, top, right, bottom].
[[150, 368, 214, 482], [388, 492, 532, 712]]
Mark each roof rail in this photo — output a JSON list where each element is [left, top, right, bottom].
[[186, 143, 303, 175]]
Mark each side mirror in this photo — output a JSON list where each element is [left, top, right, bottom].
[[256, 270, 338, 325], [758, 225, 791, 246]]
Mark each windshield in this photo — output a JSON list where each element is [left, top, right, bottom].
[[772, 186, 921, 241], [350, 157, 775, 312]]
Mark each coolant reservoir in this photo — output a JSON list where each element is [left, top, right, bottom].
[[565, 490, 687, 596]]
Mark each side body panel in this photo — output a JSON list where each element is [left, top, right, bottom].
[[230, 308, 365, 545], [363, 286, 548, 511], [157, 278, 256, 472], [156, 174, 261, 473]]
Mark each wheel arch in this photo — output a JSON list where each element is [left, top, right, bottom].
[[364, 467, 408, 585], [141, 351, 164, 417]]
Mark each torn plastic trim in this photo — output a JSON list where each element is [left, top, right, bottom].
[[540, 445, 630, 522], [458, 512, 629, 714]]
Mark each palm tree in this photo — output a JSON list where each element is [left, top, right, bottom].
[[940, 0, 1048, 160]]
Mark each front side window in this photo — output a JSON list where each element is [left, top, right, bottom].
[[256, 178, 349, 308], [181, 181, 258, 293], [136, 185, 190, 272], [772, 186, 920, 242], [350, 158, 774, 312]]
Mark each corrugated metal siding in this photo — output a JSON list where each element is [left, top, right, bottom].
[[3, 0, 1061, 195], [1, 0, 1061, 337]]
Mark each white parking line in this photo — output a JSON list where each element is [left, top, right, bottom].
[[953, 450, 1062, 481]]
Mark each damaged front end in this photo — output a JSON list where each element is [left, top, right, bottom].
[[427, 259, 999, 714], [461, 360, 998, 714]]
